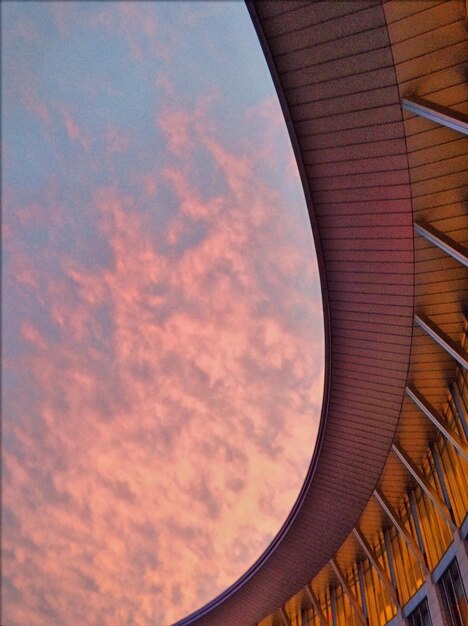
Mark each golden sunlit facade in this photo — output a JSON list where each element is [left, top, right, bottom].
[[255, 1, 468, 624], [266, 366, 468, 626], [176, 2, 468, 625]]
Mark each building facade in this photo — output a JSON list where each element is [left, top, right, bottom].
[[175, 2, 468, 625]]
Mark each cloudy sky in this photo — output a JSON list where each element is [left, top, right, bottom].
[[2, 2, 324, 625]]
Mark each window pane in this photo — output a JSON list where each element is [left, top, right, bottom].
[[408, 598, 432, 626], [439, 559, 468, 626]]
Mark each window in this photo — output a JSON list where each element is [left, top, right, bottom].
[[439, 558, 468, 626], [407, 597, 432, 626]]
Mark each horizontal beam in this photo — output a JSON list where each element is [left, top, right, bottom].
[[402, 97, 468, 135], [414, 221, 468, 267], [415, 314, 468, 370], [374, 489, 428, 573], [353, 528, 399, 607], [305, 585, 328, 626], [392, 442, 455, 530], [330, 559, 367, 625], [406, 385, 468, 462]]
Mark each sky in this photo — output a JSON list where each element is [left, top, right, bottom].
[[2, 2, 324, 625]]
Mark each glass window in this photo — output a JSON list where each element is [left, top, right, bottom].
[[437, 367, 468, 527], [412, 487, 453, 570], [361, 558, 396, 626], [407, 597, 432, 626], [438, 558, 468, 626], [387, 526, 425, 605]]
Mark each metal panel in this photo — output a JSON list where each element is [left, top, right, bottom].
[[352, 527, 400, 607], [415, 314, 468, 369], [373, 489, 428, 573], [305, 585, 328, 626], [329, 559, 367, 625], [402, 98, 468, 135], [414, 222, 468, 266], [405, 385, 468, 461], [391, 442, 455, 529]]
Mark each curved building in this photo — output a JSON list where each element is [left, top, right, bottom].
[[175, 2, 468, 625]]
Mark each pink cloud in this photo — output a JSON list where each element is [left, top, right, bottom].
[[158, 110, 192, 156], [4, 86, 323, 626], [9, 250, 38, 289], [20, 322, 47, 349], [144, 174, 158, 198], [60, 107, 92, 151], [89, 2, 169, 62]]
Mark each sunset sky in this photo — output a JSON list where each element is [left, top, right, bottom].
[[2, 2, 324, 625]]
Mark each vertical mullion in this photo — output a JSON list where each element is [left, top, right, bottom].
[[452, 382, 468, 440], [357, 562, 368, 621], [431, 444, 453, 512], [384, 530, 398, 593], [330, 587, 338, 626], [409, 491, 426, 555]]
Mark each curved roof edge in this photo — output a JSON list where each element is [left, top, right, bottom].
[[174, 1, 415, 624]]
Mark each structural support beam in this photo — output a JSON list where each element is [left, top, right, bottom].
[[414, 221, 468, 267], [279, 607, 291, 626], [451, 381, 468, 440], [330, 559, 367, 625], [402, 96, 468, 135], [374, 489, 428, 573], [330, 587, 337, 626], [431, 444, 453, 511], [353, 527, 400, 607], [415, 314, 468, 370], [409, 490, 426, 552], [392, 442, 455, 529], [357, 561, 369, 622], [305, 585, 328, 626], [406, 384, 468, 461]]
